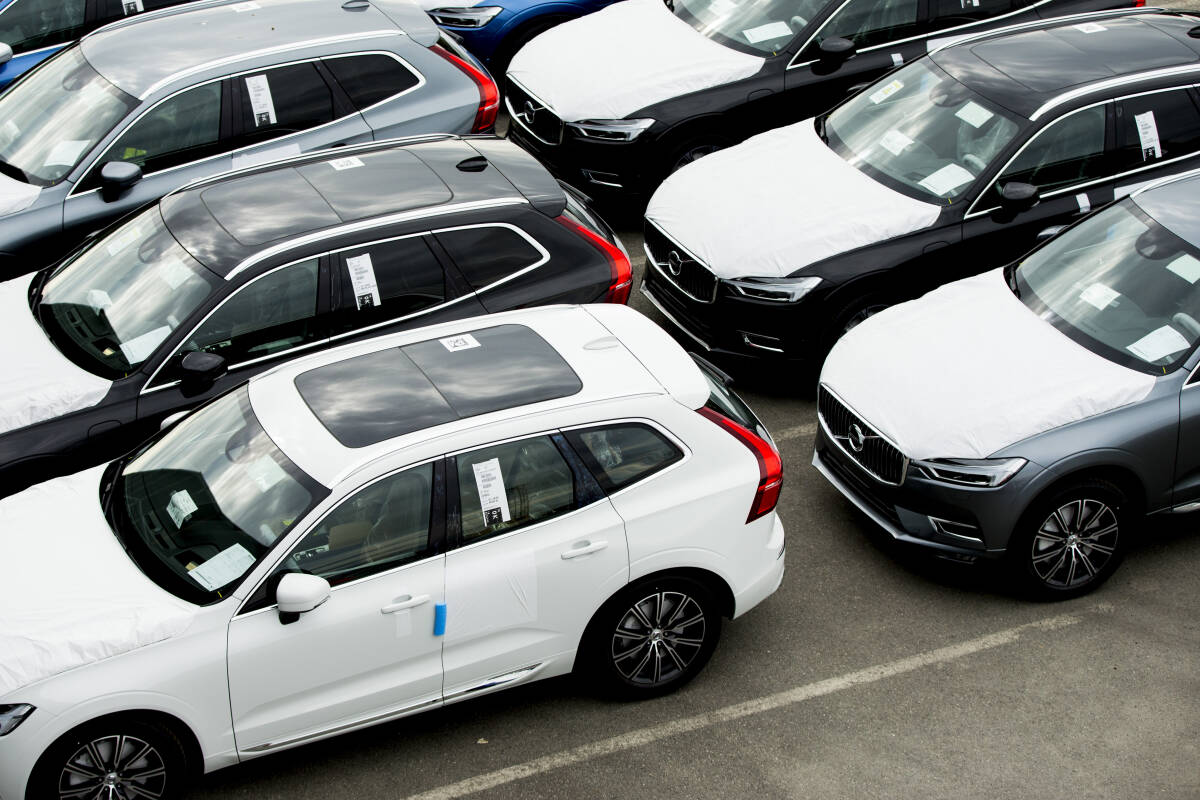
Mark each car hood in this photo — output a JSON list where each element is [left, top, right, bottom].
[[0, 467, 195, 695], [0, 274, 112, 435], [506, 0, 763, 123], [646, 117, 942, 279], [819, 268, 1158, 461], [0, 172, 40, 216]]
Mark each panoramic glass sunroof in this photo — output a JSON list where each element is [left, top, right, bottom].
[[295, 325, 583, 448]]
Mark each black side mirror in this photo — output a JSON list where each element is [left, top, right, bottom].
[[818, 37, 856, 67], [179, 351, 226, 396], [100, 161, 142, 202], [998, 182, 1039, 214]]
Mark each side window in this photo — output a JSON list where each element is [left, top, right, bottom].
[[286, 462, 435, 586], [928, 0, 1013, 31], [809, 0, 921, 53], [0, 0, 86, 53], [81, 81, 223, 191], [236, 63, 334, 143], [995, 105, 1108, 196], [324, 54, 420, 110], [334, 237, 446, 333], [565, 424, 683, 494], [433, 226, 543, 291], [456, 436, 576, 544], [1114, 90, 1200, 173], [180, 258, 320, 366]]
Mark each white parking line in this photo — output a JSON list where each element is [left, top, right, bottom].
[[402, 610, 1088, 800]]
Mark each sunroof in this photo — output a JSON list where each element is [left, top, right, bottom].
[[295, 325, 583, 448]]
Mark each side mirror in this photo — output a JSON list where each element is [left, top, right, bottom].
[[999, 181, 1039, 214], [160, 410, 189, 431], [276, 573, 330, 625], [0, 44, 12, 66], [100, 161, 142, 202], [818, 36, 855, 67], [179, 350, 226, 396]]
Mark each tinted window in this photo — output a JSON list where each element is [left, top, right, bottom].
[[812, 0, 921, 52], [1114, 90, 1200, 173], [566, 424, 682, 494], [238, 63, 333, 140], [457, 436, 575, 544], [929, 0, 1012, 28], [0, 0, 85, 53], [434, 226, 543, 291], [334, 237, 446, 333], [324, 54, 420, 110], [996, 105, 1107, 195]]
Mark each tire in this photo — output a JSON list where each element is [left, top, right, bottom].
[[818, 296, 892, 359], [1007, 479, 1131, 600], [581, 575, 722, 700], [28, 716, 190, 800], [667, 137, 731, 175]]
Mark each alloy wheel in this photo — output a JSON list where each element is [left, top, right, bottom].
[[1030, 498, 1119, 589], [58, 734, 167, 800], [611, 591, 707, 687]]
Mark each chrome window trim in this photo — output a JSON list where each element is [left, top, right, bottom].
[[2, 42, 67, 57], [817, 382, 910, 485], [558, 416, 694, 499], [1031, 63, 1200, 122], [321, 50, 426, 116], [427, 221, 550, 293], [504, 76, 560, 145]]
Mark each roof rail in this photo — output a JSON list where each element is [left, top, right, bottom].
[[1129, 164, 1200, 199], [83, 0, 264, 41], [1031, 61, 1200, 120]]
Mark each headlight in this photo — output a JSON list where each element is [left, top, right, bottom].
[[0, 704, 35, 736], [429, 6, 502, 27], [914, 457, 1026, 488], [727, 276, 822, 303], [566, 118, 655, 142]]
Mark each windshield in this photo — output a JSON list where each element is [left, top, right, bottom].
[[39, 207, 219, 380], [0, 46, 135, 186], [1014, 199, 1200, 375], [111, 386, 329, 604], [674, 0, 825, 55], [826, 59, 1021, 204]]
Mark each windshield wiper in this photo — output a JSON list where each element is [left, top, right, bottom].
[[0, 158, 30, 184]]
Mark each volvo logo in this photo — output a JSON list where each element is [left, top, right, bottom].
[[848, 423, 867, 452], [518, 100, 540, 125], [667, 250, 684, 276]]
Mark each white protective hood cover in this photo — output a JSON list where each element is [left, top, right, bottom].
[[0, 274, 112, 435], [506, 0, 764, 123], [820, 268, 1157, 461], [0, 468, 195, 695], [0, 172, 40, 217], [646, 117, 942, 279]]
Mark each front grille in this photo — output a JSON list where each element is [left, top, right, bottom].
[[644, 223, 718, 303], [820, 443, 903, 529], [818, 385, 908, 485], [505, 80, 563, 145]]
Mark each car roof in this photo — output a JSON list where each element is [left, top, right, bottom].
[[247, 304, 710, 488], [158, 135, 566, 278], [1132, 169, 1200, 250], [932, 12, 1200, 119], [79, 0, 436, 99]]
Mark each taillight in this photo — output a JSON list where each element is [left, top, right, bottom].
[[1132, 0, 1145, 5], [554, 214, 633, 304], [698, 406, 782, 523], [432, 45, 499, 133]]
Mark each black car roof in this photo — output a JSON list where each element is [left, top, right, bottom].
[[159, 136, 565, 277], [931, 13, 1200, 119]]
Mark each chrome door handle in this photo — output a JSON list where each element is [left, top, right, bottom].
[[561, 540, 608, 560], [380, 594, 431, 614]]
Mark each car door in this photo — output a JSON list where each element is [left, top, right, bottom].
[[227, 460, 447, 752], [441, 433, 628, 697]]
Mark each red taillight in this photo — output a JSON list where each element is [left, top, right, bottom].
[[1132, 0, 1145, 5], [698, 407, 782, 523], [554, 214, 633, 305], [432, 45, 500, 133]]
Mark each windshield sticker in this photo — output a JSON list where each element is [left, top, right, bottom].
[[44, 139, 91, 168], [918, 163, 974, 196], [244, 75, 277, 127], [891, 53, 903, 67], [158, 255, 194, 290], [0, 119, 17, 143], [440, 333, 481, 352], [105, 227, 141, 256], [869, 80, 904, 105], [188, 543, 256, 591], [345, 254, 381, 310], [231, 1, 261, 10], [880, 129, 913, 156], [245, 454, 288, 492], [85, 289, 113, 311], [122, 0, 144, 13], [1076, 193, 1091, 214], [473, 458, 511, 526], [1080, 283, 1120, 310], [1166, 254, 1200, 285], [709, 0, 738, 12], [742, 21, 791, 43], [328, 156, 365, 171], [1074, 22, 1106, 33], [1134, 111, 1161, 161], [166, 490, 199, 529], [955, 101, 993, 129], [119, 325, 170, 364], [1127, 325, 1190, 363]]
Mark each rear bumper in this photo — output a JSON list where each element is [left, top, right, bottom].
[[732, 514, 786, 618]]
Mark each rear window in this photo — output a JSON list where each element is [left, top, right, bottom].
[[325, 53, 421, 110], [434, 225, 544, 291], [566, 424, 683, 493]]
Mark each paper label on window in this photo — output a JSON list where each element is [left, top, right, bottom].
[[955, 101, 993, 129], [158, 255, 194, 290], [1134, 111, 1161, 161], [345, 254, 381, 310], [188, 543, 256, 591], [166, 490, 198, 529], [44, 139, 91, 168], [918, 163, 974, 196], [119, 325, 170, 364], [472, 458, 511, 525], [122, 0, 144, 14], [246, 455, 287, 492], [879, 129, 913, 156], [85, 289, 112, 311], [105, 227, 141, 256], [869, 79, 903, 104], [891, 52, 903, 67], [231, 1, 260, 10], [1166, 254, 1200, 284], [1074, 22, 1106, 33], [742, 21, 790, 43], [1127, 325, 1190, 363], [440, 333, 481, 352], [328, 156, 364, 171], [1076, 193, 1091, 214], [1080, 283, 1119, 310], [244, 75, 277, 127]]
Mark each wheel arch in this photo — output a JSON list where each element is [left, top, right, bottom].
[[1029, 464, 1148, 519]]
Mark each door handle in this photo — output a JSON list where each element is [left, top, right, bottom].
[[380, 594, 431, 614], [561, 540, 608, 560]]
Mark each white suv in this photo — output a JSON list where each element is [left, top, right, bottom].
[[0, 304, 785, 800]]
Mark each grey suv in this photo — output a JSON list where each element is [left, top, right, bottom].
[[0, 0, 498, 277], [814, 168, 1200, 598]]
